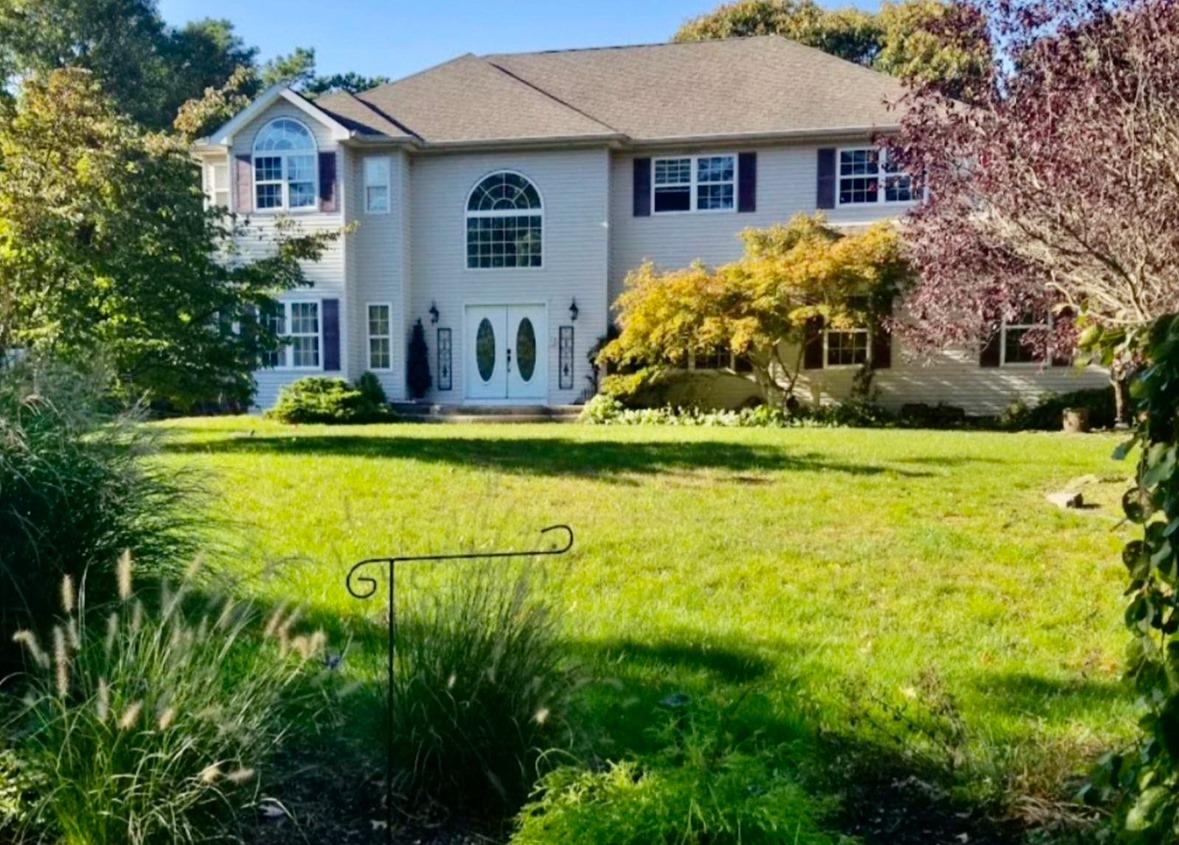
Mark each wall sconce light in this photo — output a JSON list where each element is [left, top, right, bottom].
[[569, 298, 579, 322], [429, 302, 440, 324]]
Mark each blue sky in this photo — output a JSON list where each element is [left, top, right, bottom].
[[157, 0, 882, 81]]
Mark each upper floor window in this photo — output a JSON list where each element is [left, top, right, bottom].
[[838, 148, 913, 206], [653, 154, 735, 213], [466, 171, 542, 269], [202, 159, 230, 209], [364, 157, 390, 214], [253, 118, 318, 212]]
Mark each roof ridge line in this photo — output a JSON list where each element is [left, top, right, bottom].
[[339, 89, 423, 141], [483, 58, 624, 137], [481, 34, 781, 59], [361, 52, 477, 96]]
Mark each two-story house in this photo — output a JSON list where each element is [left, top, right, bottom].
[[194, 35, 1108, 414]]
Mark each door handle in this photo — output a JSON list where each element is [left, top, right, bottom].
[[506, 347, 512, 374]]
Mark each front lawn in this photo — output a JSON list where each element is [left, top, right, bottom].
[[157, 418, 1135, 841]]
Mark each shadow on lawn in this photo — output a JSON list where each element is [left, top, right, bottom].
[[162, 432, 937, 480]]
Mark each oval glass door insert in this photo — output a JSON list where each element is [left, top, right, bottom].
[[475, 318, 495, 382], [516, 318, 537, 382]]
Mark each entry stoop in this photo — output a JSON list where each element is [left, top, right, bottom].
[[391, 403, 582, 424]]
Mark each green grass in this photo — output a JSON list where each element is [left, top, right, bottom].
[[155, 417, 1137, 835]]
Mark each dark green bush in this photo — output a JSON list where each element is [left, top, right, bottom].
[[393, 566, 572, 813], [897, 402, 968, 429], [1000, 387, 1117, 431], [0, 361, 202, 675], [267, 376, 393, 424]]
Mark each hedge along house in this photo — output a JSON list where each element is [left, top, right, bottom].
[[194, 35, 1108, 413]]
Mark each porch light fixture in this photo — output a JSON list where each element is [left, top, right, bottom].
[[569, 298, 579, 321], [429, 302, 440, 324]]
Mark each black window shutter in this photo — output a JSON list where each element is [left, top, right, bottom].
[[633, 158, 651, 217], [737, 152, 757, 213], [803, 317, 825, 369], [817, 148, 836, 210], [979, 325, 1001, 367], [322, 298, 341, 371], [319, 152, 338, 213], [872, 299, 893, 369]]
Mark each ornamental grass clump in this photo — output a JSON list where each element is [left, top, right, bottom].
[[5, 554, 329, 845]]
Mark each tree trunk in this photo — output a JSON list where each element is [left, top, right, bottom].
[[1111, 362, 1132, 428]]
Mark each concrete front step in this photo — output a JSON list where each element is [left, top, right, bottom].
[[392, 403, 582, 423]]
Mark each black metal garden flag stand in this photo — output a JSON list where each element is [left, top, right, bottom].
[[345, 524, 575, 845]]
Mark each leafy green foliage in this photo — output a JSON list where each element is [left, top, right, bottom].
[[6, 562, 330, 845], [304, 71, 392, 98], [1085, 315, 1179, 840], [393, 566, 572, 812], [0, 0, 258, 129], [580, 395, 895, 428], [0, 361, 203, 675], [0, 70, 338, 410], [267, 376, 394, 425], [406, 319, 432, 399], [513, 708, 836, 845], [675, 0, 990, 94], [1000, 387, 1117, 432]]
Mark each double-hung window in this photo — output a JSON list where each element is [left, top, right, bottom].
[[653, 154, 736, 213], [364, 157, 390, 214], [824, 328, 870, 367], [203, 159, 230, 209], [252, 118, 318, 212], [367, 303, 392, 369], [261, 301, 321, 370], [1001, 313, 1048, 366], [838, 148, 914, 206]]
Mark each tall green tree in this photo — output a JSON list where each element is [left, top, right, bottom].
[[675, 0, 990, 92], [0, 70, 338, 410]]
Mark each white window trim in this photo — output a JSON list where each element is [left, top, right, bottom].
[[264, 299, 323, 372], [203, 158, 230, 210], [463, 169, 545, 272], [823, 327, 872, 369], [252, 118, 319, 215], [366, 302, 393, 371], [999, 315, 1051, 368], [651, 153, 738, 215], [835, 146, 916, 209], [364, 156, 391, 215]]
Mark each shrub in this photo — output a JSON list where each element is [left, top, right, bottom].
[[1000, 387, 1117, 431], [267, 376, 393, 424], [406, 319, 432, 399], [897, 402, 968, 429], [513, 713, 836, 844], [393, 566, 572, 813], [6, 558, 329, 845], [355, 370, 389, 408], [0, 361, 202, 674], [579, 396, 890, 429]]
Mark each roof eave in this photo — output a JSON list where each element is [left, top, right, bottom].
[[626, 125, 902, 148], [199, 85, 354, 147], [411, 132, 628, 153]]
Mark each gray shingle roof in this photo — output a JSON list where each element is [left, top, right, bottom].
[[333, 36, 905, 147]]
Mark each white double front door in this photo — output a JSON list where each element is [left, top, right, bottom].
[[465, 304, 548, 401]]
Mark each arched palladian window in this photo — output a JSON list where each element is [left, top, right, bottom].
[[253, 118, 318, 211], [466, 171, 542, 268]]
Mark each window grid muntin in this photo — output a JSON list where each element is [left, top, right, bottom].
[[368, 303, 392, 369], [825, 328, 870, 367], [252, 118, 318, 212], [289, 301, 320, 369], [1001, 314, 1049, 366], [465, 172, 543, 269], [838, 148, 914, 206], [653, 154, 736, 213], [364, 157, 391, 214]]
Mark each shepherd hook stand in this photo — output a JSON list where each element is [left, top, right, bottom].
[[345, 524, 574, 845]]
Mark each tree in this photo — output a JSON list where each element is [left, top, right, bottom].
[[890, 0, 1179, 422], [304, 71, 392, 98], [674, 0, 990, 92], [599, 215, 911, 405], [0, 69, 338, 410], [0, 0, 266, 129], [262, 47, 317, 89]]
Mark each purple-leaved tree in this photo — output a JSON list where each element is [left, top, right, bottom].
[[890, 0, 1179, 421]]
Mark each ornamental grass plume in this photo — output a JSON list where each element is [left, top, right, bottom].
[[4, 559, 331, 845]]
